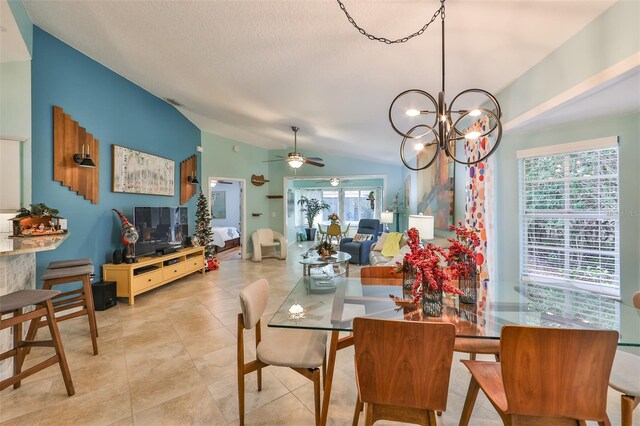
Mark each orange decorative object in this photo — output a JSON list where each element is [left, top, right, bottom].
[[53, 106, 100, 204]]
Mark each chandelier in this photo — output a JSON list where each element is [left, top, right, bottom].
[[338, 0, 502, 171]]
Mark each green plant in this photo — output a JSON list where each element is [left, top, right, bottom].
[[315, 240, 337, 257], [297, 196, 330, 229], [15, 203, 60, 218]]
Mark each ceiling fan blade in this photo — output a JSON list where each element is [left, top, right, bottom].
[[275, 155, 288, 159], [304, 159, 325, 167], [262, 159, 287, 162], [305, 156, 323, 161]]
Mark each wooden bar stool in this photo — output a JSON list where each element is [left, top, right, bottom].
[[24, 263, 98, 356], [0, 289, 74, 396]]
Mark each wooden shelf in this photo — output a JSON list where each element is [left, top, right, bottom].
[[266, 195, 283, 199], [102, 246, 204, 305]]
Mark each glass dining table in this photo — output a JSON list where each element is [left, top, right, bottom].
[[268, 276, 640, 425]]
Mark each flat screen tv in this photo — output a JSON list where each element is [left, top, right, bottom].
[[133, 207, 188, 257]]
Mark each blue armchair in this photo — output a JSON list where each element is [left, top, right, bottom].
[[339, 219, 381, 265]]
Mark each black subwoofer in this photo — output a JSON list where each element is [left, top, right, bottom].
[[91, 281, 117, 311]]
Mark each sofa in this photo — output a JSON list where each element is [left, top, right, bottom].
[[339, 219, 381, 265], [369, 234, 451, 266]]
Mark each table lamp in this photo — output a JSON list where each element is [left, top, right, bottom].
[[407, 214, 434, 241], [380, 211, 394, 232]]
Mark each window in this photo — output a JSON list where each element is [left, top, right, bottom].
[[518, 138, 619, 296], [294, 187, 381, 227]]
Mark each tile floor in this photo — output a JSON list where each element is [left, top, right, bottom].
[[0, 242, 631, 425]]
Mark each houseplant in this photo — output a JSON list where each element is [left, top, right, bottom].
[[297, 196, 330, 241]]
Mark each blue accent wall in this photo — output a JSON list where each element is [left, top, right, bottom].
[[32, 27, 200, 282]]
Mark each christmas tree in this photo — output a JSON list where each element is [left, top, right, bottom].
[[195, 188, 215, 261]]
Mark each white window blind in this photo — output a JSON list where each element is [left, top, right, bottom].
[[519, 140, 620, 295]]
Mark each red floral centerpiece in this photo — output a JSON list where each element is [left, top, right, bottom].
[[446, 221, 481, 304], [401, 227, 463, 317]]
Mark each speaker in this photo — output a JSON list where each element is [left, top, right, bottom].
[[112, 250, 123, 264], [92, 281, 117, 311]]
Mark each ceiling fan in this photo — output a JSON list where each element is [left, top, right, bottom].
[[264, 127, 325, 168], [316, 177, 351, 186]]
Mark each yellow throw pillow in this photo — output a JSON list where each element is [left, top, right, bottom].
[[381, 232, 403, 257]]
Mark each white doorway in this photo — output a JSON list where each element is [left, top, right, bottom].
[[208, 177, 247, 260]]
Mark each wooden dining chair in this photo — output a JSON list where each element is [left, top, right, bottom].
[[237, 279, 327, 425], [459, 325, 619, 426], [352, 317, 456, 425], [608, 290, 640, 426]]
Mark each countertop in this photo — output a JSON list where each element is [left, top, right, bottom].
[[0, 232, 70, 256]]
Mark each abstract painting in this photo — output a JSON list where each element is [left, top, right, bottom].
[[210, 191, 226, 219], [112, 145, 175, 196], [416, 147, 455, 230]]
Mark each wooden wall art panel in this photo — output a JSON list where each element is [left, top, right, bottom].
[[53, 106, 100, 204], [180, 155, 197, 205]]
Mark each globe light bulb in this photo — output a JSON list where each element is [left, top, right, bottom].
[[405, 109, 420, 117]]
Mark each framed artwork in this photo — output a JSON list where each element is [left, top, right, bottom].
[[287, 189, 295, 217], [416, 147, 455, 230], [210, 190, 226, 219], [112, 145, 175, 196], [404, 175, 411, 208]]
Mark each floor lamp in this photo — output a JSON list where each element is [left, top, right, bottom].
[[380, 211, 394, 233]]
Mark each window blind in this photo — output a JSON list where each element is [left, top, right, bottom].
[[519, 144, 620, 295]]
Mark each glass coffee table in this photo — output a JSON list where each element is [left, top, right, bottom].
[[299, 251, 351, 277]]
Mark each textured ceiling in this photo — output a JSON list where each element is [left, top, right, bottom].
[[24, 0, 616, 163]]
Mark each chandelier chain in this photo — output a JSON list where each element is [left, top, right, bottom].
[[336, 0, 443, 44]]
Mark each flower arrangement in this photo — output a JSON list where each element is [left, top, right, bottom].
[[328, 213, 340, 223], [402, 228, 463, 303], [315, 241, 337, 258], [446, 221, 481, 280]]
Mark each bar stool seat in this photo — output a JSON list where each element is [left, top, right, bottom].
[[26, 262, 99, 356], [48, 258, 92, 269], [0, 289, 74, 396]]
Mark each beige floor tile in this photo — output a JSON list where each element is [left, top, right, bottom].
[[293, 368, 358, 426], [129, 361, 204, 414], [0, 378, 52, 422], [181, 327, 236, 359], [229, 393, 315, 426], [172, 312, 225, 339], [209, 369, 289, 424], [0, 408, 43, 426], [133, 386, 226, 426]]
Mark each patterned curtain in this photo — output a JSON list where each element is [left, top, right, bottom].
[[464, 115, 495, 309]]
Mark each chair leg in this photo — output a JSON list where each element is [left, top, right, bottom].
[[313, 369, 321, 426], [364, 403, 374, 426], [238, 369, 245, 425], [82, 275, 99, 354], [352, 398, 363, 426], [257, 366, 262, 391], [322, 354, 327, 387], [459, 376, 480, 426], [620, 395, 639, 426], [469, 353, 477, 361], [17, 309, 42, 371], [12, 309, 23, 389], [44, 299, 74, 396], [427, 410, 437, 426], [597, 416, 611, 426]]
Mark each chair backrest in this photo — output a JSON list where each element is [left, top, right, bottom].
[[360, 266, 402, 285], [327, 224, 341, 237], [353, 317, 455, 411], [317, 224, 326, 235], [239, 279, 270, 330], [633, 291, 640, 309], [255, 228, 274, 245], [357, 219, 380, 236], [500, 325, 618, 420]]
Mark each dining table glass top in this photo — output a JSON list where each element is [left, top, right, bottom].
[[268, 276, 640, 347]]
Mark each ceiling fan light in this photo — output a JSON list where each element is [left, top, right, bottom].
[[469, 109, 482, 117], [414, 142, 425, 151], [288, 156, 304, 169], [329, 178, 340, 186], [210, 180, 217, 187], [465, 130, 481, 140], [405, 109, 420, 117]]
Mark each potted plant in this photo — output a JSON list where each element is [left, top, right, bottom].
[[297, 196, 330, 241]]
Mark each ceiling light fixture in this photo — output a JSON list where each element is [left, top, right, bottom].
[[329, 178, 340, 187], [338, 0, 502, 171], [73, 144, 96, 168], [287, 127, 304, 169]]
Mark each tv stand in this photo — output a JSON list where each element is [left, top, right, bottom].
[[102, 246, 205, 305]]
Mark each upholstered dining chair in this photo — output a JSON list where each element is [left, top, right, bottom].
[[237, 279, 327, 425], [251, 228, 287, 262], [326, 223, 342, 245], [459, 325, 618, 426], [608, 290, 640, 426], [352, 318, 456, 425]]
